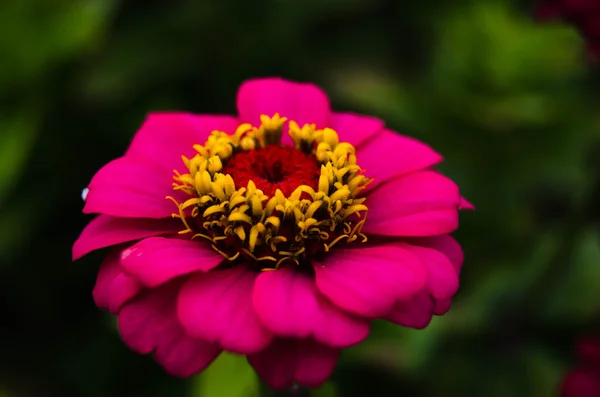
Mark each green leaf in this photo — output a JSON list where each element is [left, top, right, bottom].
[[192, 352, 259, 397]]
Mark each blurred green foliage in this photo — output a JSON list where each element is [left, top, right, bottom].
[[1, 0, 600, 396]]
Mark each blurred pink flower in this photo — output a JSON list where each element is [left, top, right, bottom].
[[536, 0, 600, 58], [561, 337, 600, 397], [73, 77, 472, 389]]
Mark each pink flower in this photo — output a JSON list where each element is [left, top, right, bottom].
[[535, 0, 600, 58], [73, 77, 472, 389], [562, 337, 600, 396]]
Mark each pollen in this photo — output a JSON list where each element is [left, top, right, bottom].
[[167, 114, 372, 271]]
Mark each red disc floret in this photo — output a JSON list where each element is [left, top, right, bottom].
[[223, 145, 321, 198]]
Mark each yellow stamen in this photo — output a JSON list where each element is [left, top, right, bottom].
[[168, 113, 372, 269]]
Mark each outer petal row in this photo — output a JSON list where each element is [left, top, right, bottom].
[[363, 170, 462, 236], [94, 233, 462, 388]]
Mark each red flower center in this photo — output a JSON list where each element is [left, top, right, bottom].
[[223, 145, 321, 198]]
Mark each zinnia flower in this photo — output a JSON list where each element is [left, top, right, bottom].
[[561, 337, 600, 397], [535, 0, 600, 58], [73, 77, 472, 388]]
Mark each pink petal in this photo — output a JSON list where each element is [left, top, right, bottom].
[[253, 267, 369, 348], [247, 339, 339, 389], [433, 299, 452, 315], [247, 339, 297, 389], [93, 249, 143, 314], [459, 197, 475, 210], [153, 328, 222, 377], [386, 292, 435, 329], [414, 235, 464, 275], [177, 266, 273, 354], [294, 339, 340, 387], [330, 112, 384, 148], [120, 237, 223, 287], [118, 281, 181, 354], [399, 243, 458, 299], [535, 4, 561, 20], [357, 129, 443, 189], [126, 113, 239, 172], [83, 156, 187, 218], [363, 171, 461, 236], [407, 235, 464, 315], [236, 78, 331, 146], [561, 369, 600, 397], [314, 245, 427, 318], [118, 281, 221, 376], [72, 215, 182, 260], [577, 337, 600, 364]]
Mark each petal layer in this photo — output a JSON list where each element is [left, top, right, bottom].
[[253, 267, 369, 347], [72, 215, 181, 260], [247, 339, 339, 389], [415, 235, 464, 275], [403, 235, 464, 316], [120, 237, 223, 287], [314, 245, 427, 318], [363, 170, 461, 236], [561, 369, 600, 397], [357, 129, 443, 189], [126, 113, 239, 173], [330, 112, 384, 148], [93, 249, 142, 314], [118, 281, 221, 377], [83, 156, 186, 218], [177, 266, 273, 354], [236, 78, 331, 147], [386, 292, 435, 329], [399, 243, 459, 299]]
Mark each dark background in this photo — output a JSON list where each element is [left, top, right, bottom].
[[1, 0, 599, 396]]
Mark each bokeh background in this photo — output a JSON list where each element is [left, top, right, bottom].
[[2, 0, 600, 396]]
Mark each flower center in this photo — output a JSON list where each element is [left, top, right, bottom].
[[167, 114, 372, 271], [222, 145, 320, 198]]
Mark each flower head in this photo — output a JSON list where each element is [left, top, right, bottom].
[[535, 0, 600, 59], [73, 77, 472, 388], [561, 337, 600, 397]]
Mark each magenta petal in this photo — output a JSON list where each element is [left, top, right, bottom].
[[120, 237, 223, 287], [247, 339, 297, 389], [118, 281, 221, 376], [83, 156, 186, 218], [118, 282, 180, 354], [561, 369, 600, 397], [314, 245, 427, 318], [415, 235, 464, 275], [93, 249, 142, 314], [330, 112, 384, 148], [535, 4, 561, 20], [357, 129, 443, 189], [459, 197, 475, 210], [153, 329, 222, 377], [433, 298, 452, 315], [386, 293, 434, 329], [294, 339, 340, 387], [399, 243, 458, 299], [236, 78, 331, 130], [126, 113, 239, 172], [177, 266, 273, 354], [72, 215, 182, 260], [253, 267, 369, 347], [247, 339, 339, 389], [363, 171, 461, 236]]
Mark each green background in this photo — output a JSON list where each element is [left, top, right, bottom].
[[1, 0, 598, 396]]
